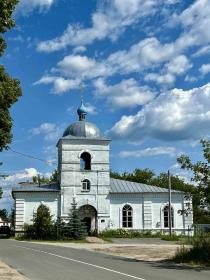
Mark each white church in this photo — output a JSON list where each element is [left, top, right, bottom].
[[12, 101, 193, 235]]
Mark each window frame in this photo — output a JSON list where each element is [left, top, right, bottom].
[[163, 205, 174, 228], [82, 179, 91, 192], [122, 204, 133, 228]]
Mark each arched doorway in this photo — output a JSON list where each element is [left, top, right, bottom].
[[79, 205, 97, 234]]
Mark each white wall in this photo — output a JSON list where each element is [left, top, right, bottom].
[[110, 192, 193, 234], [13, 192, 59, 232]]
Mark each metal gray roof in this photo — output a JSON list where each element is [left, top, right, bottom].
[[12, 183, 59, 193], [63, 120, 101, 138], [110, 178, 182, 194]]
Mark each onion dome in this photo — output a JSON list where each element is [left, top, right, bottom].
[[63, 100, 101, 138]]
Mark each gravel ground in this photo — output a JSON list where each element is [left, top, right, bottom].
[[0, 261, 29, 280], [27, 238, 189, 262]]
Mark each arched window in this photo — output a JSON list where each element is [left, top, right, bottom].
[[122, 204, 133, 228], [163, 205, 174, 228], [82, 179, 91, 191], [80, 152, 91, 170]]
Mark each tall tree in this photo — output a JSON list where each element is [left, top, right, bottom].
[[177, 139, 210, 215], [0, 208, 8, 221], [0, 0, 22, 151], [68, 198, 87, 240], [32, 204, 54, 240]]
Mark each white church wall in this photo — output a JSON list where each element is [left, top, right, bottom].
[[13, 192, 59, 233], [110, 194, 143, 229], [110, 192, 192, 234]]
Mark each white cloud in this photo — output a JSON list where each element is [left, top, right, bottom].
[[17, 0, 55, 16], [56, 55, 110, 79], [94, 78, 156, 109], [110, 83, 210, 141], [4, 168, 38, 182], [31, 122, 62, 141], [84, 103, 98, 115], [34, 76, 81, 94], [193, 45, 210, 57], [0, 168, 50, 210], [145, 55, 192, 85], [199, 64, 210, 76], [72, 46, 87, 54], [119, 146, 176, 158], [166, 55, 192, 75], [37, 0, 157, 52], [145, 73, 175, 85]]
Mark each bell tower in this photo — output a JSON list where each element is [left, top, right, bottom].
[[57, 100, 111, 232]]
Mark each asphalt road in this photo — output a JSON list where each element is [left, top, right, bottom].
[[0, 239, 209, 280]]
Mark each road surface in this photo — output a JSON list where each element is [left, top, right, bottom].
[[0, 239, 209, 280]]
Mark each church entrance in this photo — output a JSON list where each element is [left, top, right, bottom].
[[82, 217, 91, 234], [79, 205, 97, 234]]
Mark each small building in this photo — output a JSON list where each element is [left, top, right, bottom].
[[12, 101, 193, 235]]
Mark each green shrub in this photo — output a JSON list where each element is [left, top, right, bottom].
[[161, 233, 180, 241], [173, 235, 210, 266], [99, 229, 164, 238]]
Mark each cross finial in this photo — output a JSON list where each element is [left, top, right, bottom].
[[80, 85, 84, 103]]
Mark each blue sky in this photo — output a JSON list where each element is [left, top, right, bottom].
[[0, 0, 210, 210]]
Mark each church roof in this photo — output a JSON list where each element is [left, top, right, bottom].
[[63, 100, 101, 138], [110, 178, 182, 194], [12, 183, 59, 193]]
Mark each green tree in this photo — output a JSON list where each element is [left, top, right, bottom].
[[32, 170, 58, 185], [0, 208, 8, 221], [111, 168, 155, 185], [50, 169, 58, 182], [32, 204, 54, 240], [177, 139, 210, 210], [177, 139, 210, 223], [0, 0, 22, 151], [68, 198, 87, 240]]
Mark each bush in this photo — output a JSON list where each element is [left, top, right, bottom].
[[98, 229, 164, 239], [173, 235, 210, 266], [161, 233, 180, 241]]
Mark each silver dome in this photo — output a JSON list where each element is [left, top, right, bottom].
[[63, 120, 101, 138]]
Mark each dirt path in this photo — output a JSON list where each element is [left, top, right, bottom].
[[0, 261, 29, 280], [27, 239, 190, 262]]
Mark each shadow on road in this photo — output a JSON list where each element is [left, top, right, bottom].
[[103, 254, 210, 272]]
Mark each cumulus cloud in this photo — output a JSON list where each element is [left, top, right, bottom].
[[4, 168, 38, 182], [119, 146, 176, 158], [199, 64, 210, 76], [30, 122, 62, 141], [56, 55, 110, 79], [0, 168, 50, 210], [145, 55, 192, 85], [94, 78, 156, 109], [109, 83, 210, 141], [37, 0, 157, 52], [34, 76, 81, 94], [16, 0, 55, 16]]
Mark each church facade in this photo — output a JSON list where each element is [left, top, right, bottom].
[[12, 102, 193, 235]]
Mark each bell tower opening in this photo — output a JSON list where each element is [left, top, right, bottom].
[[80, 152, 91, 170]]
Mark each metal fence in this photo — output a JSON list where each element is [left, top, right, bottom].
[[194, 224, 210, 235]]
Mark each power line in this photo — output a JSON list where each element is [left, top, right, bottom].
[[7, 147, 56, 166]]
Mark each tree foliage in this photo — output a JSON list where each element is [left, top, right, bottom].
[[32, 170, 58, 185], [31, 204, 54, 240], [0, 0, 22, 151], [0, 208, 8, 221], [111, 168, 193, 193], [67, 198, 87, 240], [177, 139, 210, 210]]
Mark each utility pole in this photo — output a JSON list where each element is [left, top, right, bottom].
[[168, 170, 172, 236]]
